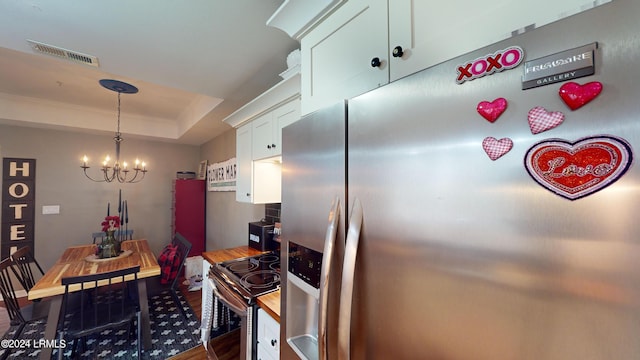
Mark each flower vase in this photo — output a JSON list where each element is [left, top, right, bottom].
[[99, 230, 118, 258]]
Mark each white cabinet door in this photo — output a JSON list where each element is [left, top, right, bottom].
[[301, 0, 387, 115], [273, 97, 301, 153], [252, 98, 301, 160], [252, 112, 275, 161], [388, 0, 600, 81], [235, 122, 253, 203], [257, 308, 280, 360]]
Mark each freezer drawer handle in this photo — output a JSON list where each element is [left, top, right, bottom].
[[319, 196, 341, 360], [338, 198, 363, 360]]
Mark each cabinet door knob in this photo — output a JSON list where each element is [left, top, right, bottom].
[[271, 339, 277, 346], [267, 145, 271, 149], [392, 46, 404, 58], [271, 144, 276, 148], [370, 57, 381, 68], [246, 193, 251, 197]]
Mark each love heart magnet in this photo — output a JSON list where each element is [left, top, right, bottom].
[[559, 81, 603, 110], [528, 106, 565, 134], [482, 137, 513, 161], [524, 135, 633, 200], [477, 98, 508, 123]]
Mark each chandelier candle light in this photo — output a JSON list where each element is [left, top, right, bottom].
[[81, 79, 148, 183]]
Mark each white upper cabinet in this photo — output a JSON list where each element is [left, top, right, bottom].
[[301, 0, 387, 115], [235, 122, 253, 203], [252, 98, 301, 161], [388, 0, 599, 82], [225, 74, 301, 204], [300, 0, 609, 115], [252, 112, 275, 161]]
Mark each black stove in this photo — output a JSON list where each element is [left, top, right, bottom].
[[210, 251, 281, 302]]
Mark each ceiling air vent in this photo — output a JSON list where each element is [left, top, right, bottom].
[[27, 39, 99, 67]]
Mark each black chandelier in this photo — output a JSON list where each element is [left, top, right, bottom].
[[81, 79, 148, 183]]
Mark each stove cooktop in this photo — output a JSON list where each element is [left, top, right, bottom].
[[211, 251, 281, 300]]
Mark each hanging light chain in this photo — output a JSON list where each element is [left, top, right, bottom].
[[80, 79, 147, 183]]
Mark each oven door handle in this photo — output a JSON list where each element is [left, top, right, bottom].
[[210, 276, 249, 315], [319, 196, 340, 360], [338, 197, 363, 360]]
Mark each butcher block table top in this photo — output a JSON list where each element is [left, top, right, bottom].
[[203, 246, 281, 322], [28, 239, 160, 300]]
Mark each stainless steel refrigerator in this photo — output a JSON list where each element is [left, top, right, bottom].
[[281, 1, 640, 359]]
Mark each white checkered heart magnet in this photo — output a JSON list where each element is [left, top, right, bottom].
[[528, 106, 565, 134], [482, 137, 513, 161]]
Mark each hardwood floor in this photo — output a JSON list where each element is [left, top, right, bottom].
[[169, 278, 209, 360]]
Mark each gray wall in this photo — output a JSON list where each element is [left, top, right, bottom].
[[0, 124, 199, 269], [0, 123, 265, 273], [199, 128, 265, 251]]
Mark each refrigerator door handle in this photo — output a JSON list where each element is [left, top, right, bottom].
[[338, 198, 363, 360], [319, 196, 341, 360]]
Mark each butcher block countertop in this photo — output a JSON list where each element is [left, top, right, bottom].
[[202, 246, 281, 322], [257, 289, 281, 322]]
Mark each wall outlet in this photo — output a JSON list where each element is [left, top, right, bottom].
[[42, 205, 60, 215]]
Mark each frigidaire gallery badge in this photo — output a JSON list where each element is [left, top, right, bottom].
[[522, 42, 597, 90]]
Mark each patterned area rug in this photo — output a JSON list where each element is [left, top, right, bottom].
[[1, 290, 201, 359]]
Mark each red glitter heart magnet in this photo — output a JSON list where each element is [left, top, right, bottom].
[[477, 98, 508, 123], [559, 81, 603, 110], [524, 135, 633, 200]]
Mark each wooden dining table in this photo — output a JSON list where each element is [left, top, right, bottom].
[[28, 239, 161, 360]]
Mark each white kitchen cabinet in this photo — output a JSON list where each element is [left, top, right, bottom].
[[388, 0, 597, 82], [257, 308, 280, 360], [236, 122, 283, 204], [301, 0, 387, 115], [226, 74, 301, 204], [252, 98, 301, 161], [235, 122, 253, 202], [301, 0, 606, 114]]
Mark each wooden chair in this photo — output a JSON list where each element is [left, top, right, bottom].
[[10, 246, 45, 293], [92, 229, 134, 244], [146, 233, 192, 319], [57, 265, 142, 360]]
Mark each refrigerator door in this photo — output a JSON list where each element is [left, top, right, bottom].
[[346, 2, 640, 359], [281, 101, 347, 359]]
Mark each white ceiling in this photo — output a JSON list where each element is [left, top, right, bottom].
[[0, 0, 300, 145]]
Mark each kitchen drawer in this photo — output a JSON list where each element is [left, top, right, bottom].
[[257, 308, 280, 359]]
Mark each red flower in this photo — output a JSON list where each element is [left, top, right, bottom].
[[101, 215, 121, 232]]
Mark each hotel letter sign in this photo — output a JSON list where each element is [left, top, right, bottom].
[[2, 158, 36, 259]]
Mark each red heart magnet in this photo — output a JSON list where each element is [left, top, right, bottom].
[[524, 135, 633, 200], [482, 137, 513, 161], [477, 98, 508, 123], [528, 106, 564, 134], [559, 81, 603, 110]]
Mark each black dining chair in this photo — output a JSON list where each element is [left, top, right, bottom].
[[57, 265, 142, 360], [92, 229, 134, 244], [10, 246, 45, 294], [146, 233, 192, 319], [0, 258, 49, 359]]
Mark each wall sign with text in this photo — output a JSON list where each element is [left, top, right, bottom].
[[2, 158, 36, 259], [207, 157, 236, 192]]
